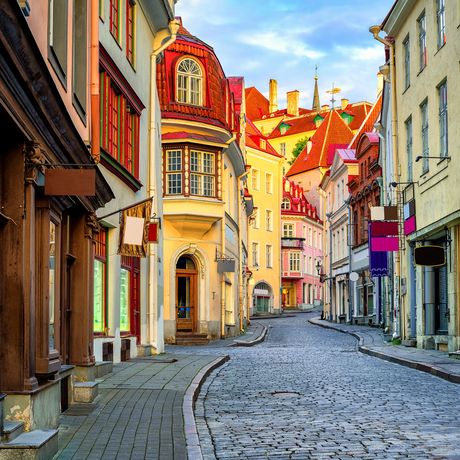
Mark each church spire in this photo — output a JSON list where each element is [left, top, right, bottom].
[[312, 65, 321, 112]]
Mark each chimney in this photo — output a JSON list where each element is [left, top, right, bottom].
[[269, 79, 278, 113], [321, 104, 330, 111], [377, 71, 384, 95], [287, 90, 300, 116], [341, 98, 349, 110]]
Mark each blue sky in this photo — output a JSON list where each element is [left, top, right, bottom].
[[175, 0, 395, 109]]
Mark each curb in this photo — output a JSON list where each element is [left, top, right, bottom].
[[233, 324, 268, 347], [183, 355, 230, 460], [308, 318, 460, 385]]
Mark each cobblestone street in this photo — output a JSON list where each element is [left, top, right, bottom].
[[192, 314, 460, 460]]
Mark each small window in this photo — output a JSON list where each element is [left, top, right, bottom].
[[49, 0, 68, 83], [190, 151, 215, 197], [438, 81, 448, 158], [281, 198, 291, 210], [420, 99, 429, 173], [251, 169, 260, 191], [126, 0, 135, 65], [110, 0, 120, 42], [166, 150, 183, 195], [283, 223, 294, 238], [405, 116, 413, 182], [403, 36, 410, 90], [418, 12, 427, 71], [436, 0, 446, 49], [252, 242, 259, 266], [266, 210, 273, 231], [265, 173, 273, 194], [289, 253, 300, 272], [177, 58, 203, 105], [266, 245, 272, 268]]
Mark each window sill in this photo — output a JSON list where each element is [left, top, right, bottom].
[[110, 32, 122, 50], [434, 42, 446, 56], [402, 84, 410, 95], [100, 150, 142, 192]]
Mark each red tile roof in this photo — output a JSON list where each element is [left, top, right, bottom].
[[268, 113, 318, 139], [286, 110, 354, 177], [246, 119, 282, 158], [348, 95, 383, 149], [245, 87, 270, 121]]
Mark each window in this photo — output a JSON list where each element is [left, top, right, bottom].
[[405, 116, 413, 181], [252, 208, 260, 229], [190, 150, 215, 196], [120, 256, 140, 334], [308, 227, 312, 246], [177, 58, 203, 105], [94, 229, 107, 333], [438, 81, 448, 158], [73, 0, 87, 117], [436, 0, 446, 49], [265, 173, 273, 194], [251, 169, 260, 191], [165, 150, 182, 195], [252, 242, 259, 267], [126, 0, 135, 65], [266, 245, 272, 268], [289, 253, 300, 272], [281, 198, 290, 210], [48, 0, 68, 82], [100, 71, 140, 178], [110, 0, 120, 41], [403, 36, 410, 90], [309, 256, 313, 275], [283, 223, 294, 237], [418, 12, 427, 71], [266, 210, 273, 231], [49, 221, 57, 350], [420, 100, 429, 173], [280, 142, 286, 157]]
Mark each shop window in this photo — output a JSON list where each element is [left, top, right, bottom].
[[94, 229, 107, 333], [120, 256, 140, 336]]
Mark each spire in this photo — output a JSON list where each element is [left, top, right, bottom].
[[312, 65, 321, 112]]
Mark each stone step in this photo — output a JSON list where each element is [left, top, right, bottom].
[[0, 429, 58, 460], [448, 351, 460, 360], [95, 361, 113, 379], [73, 381, 98, 403], [175, 333, 209, 346], [2, 421, 24, 442]]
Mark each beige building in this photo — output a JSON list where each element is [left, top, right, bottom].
[[379, 0, 460, 352]]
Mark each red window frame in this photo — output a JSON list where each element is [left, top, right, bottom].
[[120, 256, 140, 342], [126, 1, 134, 65], [94, 229, 108, 334], [100, 70, 140, 179], [110, 0, 119, 40]]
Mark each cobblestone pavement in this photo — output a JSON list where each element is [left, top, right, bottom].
[[191, 314, 460, 460]]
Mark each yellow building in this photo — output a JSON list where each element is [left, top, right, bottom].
[[246, 120, 284, 314], [378, 0, 460, 352], [157, 22, 249, 344]]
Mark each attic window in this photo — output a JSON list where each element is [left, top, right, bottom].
[[314, 114, 323, 127], [281, 198, 291, 210], [177, 58, 203, 106], [260, 139, 266, 149], [279, 122, 290, 135], [340, 112, 354, 125]]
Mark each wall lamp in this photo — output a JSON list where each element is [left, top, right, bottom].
[[415, 155, 450, 162]]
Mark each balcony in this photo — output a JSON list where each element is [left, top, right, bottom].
[[281, 237, 305, 249]]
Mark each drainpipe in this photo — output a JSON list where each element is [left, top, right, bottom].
[[90, 0, 100, 163], [237, 169, 250, 332], [326, 212, 333, 321], [148, 20, 179, 352], [370, 25, 401, 338], [345, 197, 353, 323]]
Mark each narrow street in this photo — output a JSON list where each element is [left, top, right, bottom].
[[192, 313, 460, 460]]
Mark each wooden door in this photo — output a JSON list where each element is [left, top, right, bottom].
[[176, 272, 197, 332]]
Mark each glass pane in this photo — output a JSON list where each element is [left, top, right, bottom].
[[203, 175, 214, 196], [94, 260, 105, 332], [49, 221, 56, 350], [190, 151, 199, 172], [177, 276, 191, 319], [190, 173, 201, 195], [120, 268, 130, 331]]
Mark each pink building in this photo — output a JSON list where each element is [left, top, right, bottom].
[[281, 178, 323, 309]]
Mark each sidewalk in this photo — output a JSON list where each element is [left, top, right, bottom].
[[55, 322, 267, 459], [309, 317, 460, 384]]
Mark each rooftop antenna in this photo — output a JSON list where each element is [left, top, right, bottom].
[[326, 83, 341, 110]]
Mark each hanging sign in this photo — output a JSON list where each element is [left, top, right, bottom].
[[414, 246, 445, 267], [45, 168, 96, 196]]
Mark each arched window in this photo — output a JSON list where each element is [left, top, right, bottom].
[[281, 198, 291, 210], [177, 58, 203, 105]]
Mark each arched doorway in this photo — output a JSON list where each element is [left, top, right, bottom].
[[176, 255, 198, 332], [253, 282, 272, 313]]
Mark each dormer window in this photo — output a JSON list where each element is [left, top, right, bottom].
[[177, 58, 203, 105], [281, 198, 291, 210]]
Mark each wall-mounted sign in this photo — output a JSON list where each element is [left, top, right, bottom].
[[349, 272, 359, 282], [45, 168, 96, 196], [414, 245, 445, 267], [217, 259, 235, 273]]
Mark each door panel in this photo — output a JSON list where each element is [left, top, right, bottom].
[[176, 274, 196, 332]]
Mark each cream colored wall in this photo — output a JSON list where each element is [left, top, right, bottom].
[[26, 0, 89, 141], [247, 147, 283, 312], [253, 116, 285, 137], [392, 0, 460, 229], [270, 130, 316, 167]]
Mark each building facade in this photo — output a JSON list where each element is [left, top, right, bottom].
[[158, 20, 248, 343], [281, 179, 323, 310], [0, 0, 113, 451], [380, 0, 460, 352]]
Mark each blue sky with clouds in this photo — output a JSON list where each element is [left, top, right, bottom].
[[175, 0, 395, 109]]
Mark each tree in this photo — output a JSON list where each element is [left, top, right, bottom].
[[289, 136, 309, 165]]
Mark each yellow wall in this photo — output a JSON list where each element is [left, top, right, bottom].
[[247, 147, 283, 313]]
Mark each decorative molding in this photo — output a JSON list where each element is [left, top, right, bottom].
[[24, 141, 46, 183]]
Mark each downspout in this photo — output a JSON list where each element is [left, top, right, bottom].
[[220, 134, 237, 338], [148, 20, 179, 352], [327, 213, 333, 321], [345, 197, 353, 323], [90, 0, 100, 163], [237, 169, 250, 332], [369, 25, 401, 337]]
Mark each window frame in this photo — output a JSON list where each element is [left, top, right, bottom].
[[420, 99, 429, 173], [126, 0, 136, 67], [265, 172, 273, 194], [252, 242, 259, 267], [283, 223, 294, 238], [405, 116, 413, 181], [94, 228, 108, 334], [265, 209, 273, 231], [418, 12, 427, 71], [438, 80, 448, 158], [176, 57, 204, 106], [436, 0, 446, 49], [109, 0, 121, 43], [266, 244, 273, 269], [289, 252, 301, 272], [403, 35, 410, 90], [251, 168, 260, 191], [281, 198, 291, 210]]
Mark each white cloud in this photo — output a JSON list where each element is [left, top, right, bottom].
[[335, 45, 383, 61], [239, 31, 325, 60]]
